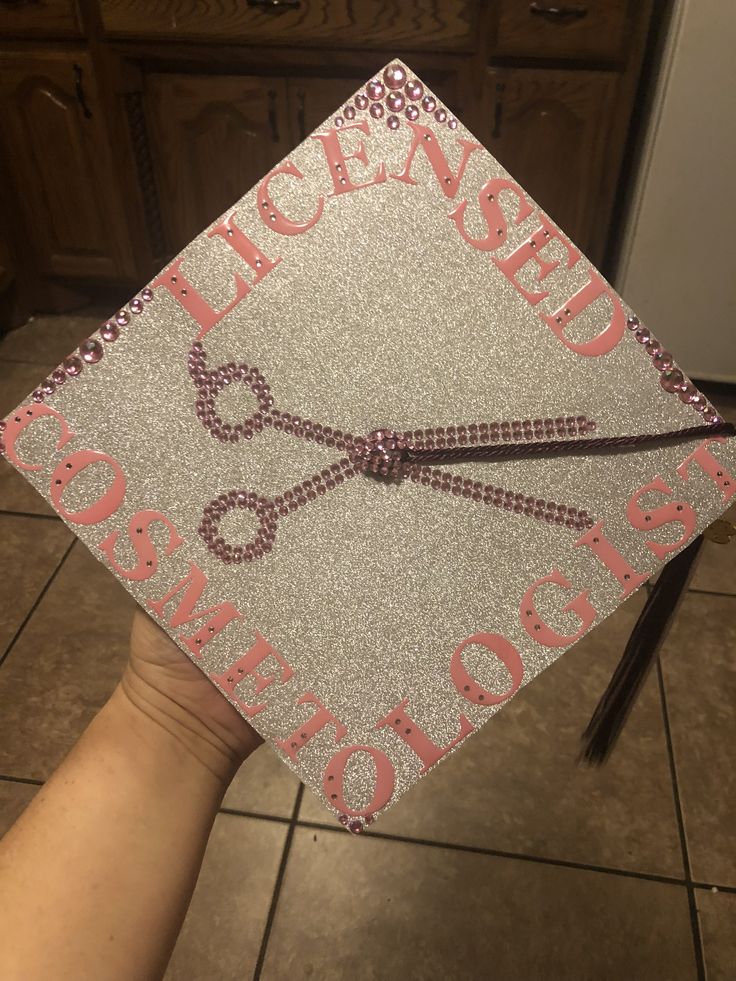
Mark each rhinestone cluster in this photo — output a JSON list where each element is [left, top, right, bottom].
[[27, 289, 154, 408], [188, 342, 594, 561], [626, 315, 721, 424], [334, 63, 457, 134]]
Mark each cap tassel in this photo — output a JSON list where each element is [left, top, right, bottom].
[[580, 533, 705, 765]]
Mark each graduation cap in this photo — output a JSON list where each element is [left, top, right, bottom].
[[3, 60, 734, 834]]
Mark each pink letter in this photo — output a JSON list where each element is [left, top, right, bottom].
[[276, 693, 348, 761], [450, 632, 524, 705], [541, 267, 626, 357], [392, 122, 482, 198], [210, 632, 294, 718], [257, 160, 324, 235], [375, 697, 473, 773], [98, 509, 184, 580], [50, 449, 126, 525], [521, 569, 597, 647], [575, 521, 648, 597], [625, 477, 698, 561], [494, 215, 581, 306], [448, 177, 534, 251], [3, 403, 74, 472], [147, 562, 243, 657], [677, 437, 735, 502], [323, 745, 395, 817], [311, 120, 387, 196]]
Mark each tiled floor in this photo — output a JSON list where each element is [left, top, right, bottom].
[[1, 316, 735, 980]]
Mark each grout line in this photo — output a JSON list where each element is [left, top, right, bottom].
[[0, 539, 76, 670], [656, 657, 706, 981], [688, 588, 736, 600], [692, 881, 736, 896], [0, 774, 44, 787], [219, 806, 290, 827], [252, 783, 304, 981], [295, 817, 689, 888], [0, 509, 61, 522]]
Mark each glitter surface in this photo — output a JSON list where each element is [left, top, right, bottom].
[[4, 61, 735, 828]]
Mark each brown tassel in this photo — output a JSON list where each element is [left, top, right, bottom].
[[580, 534, 705, 765]]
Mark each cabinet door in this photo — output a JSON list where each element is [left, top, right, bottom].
[[485, 68, 617, 263], [0, 51, 135, 280], [143, 74, 291, 254], [287, 77, 364, 142]]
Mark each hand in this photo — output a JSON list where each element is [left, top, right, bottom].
[[119, 608, 262, 785]]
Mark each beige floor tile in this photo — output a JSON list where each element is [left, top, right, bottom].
[[0, 543, 133, 780], [660, 592, 736, 886], [696, 888, 736, 981], [1, 359, 58, 514], [165, 813, 286, 981], [0, 315, 99, 370], [262, 829, 696, 981], [223, 744, 300, 819], [0, 780, 38, 837], [0, 514, 72, 655], [300, 593, 683, 877], [690, 502, 736, 596]]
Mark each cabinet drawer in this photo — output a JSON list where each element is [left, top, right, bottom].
[[100, 0, 476, 51], [495, 0, 630, 62], [0, 0, 80, 38]]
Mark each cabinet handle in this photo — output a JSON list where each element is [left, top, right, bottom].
[[268, 90, 280, 142], [529, 2, 588, 22], [247, 0, 301, 10], [296, 90, 306, 141], [73, 63, 93, 120], [491, 81, 505, 139]]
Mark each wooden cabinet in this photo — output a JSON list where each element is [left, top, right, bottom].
[[143, 75, 291, 252], [0, 52, 135, 285], [99, 0, 477, 51], [485, 67, 617, 260], [0, 0, 659, 322]]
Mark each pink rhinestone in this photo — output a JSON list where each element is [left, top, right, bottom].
[[344, 105, 356, 120], [645, 337, 662, 357], [704, 411, 722, 424], [626, 315, 640, 330], [80, 339, 103, 364], [338, 814, 349, 826], [41, 379, 55, 395], [355, 93, 369, 110], [634, 327, 651, 345], [31, 389, 44, 402], [115, 309, 130, 327], [653, 350, 674, 371], [367, 79, 385, 101], [383, 64, 407, 90], [334, 116, 344, 128], [447, 117, 458, 129], [386, 114, 400, 130], [52, 368, 66, 385], [129, 297, 144, 314], [63, 355, 83, 376], [386, 91, 405, 112], [405, 79, 423, 101], [660, 368, 684, 393], [678, 381, 698, 403], [405, 105, 419, 121], [691, 394, 707, 411], [434, 108, 447, 123], [100, 321, 120, 342], [422, 95, 437, 113], [140, 287, 154, 302]]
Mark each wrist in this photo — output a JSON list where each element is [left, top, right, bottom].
[[112, 668, 254, 790]]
